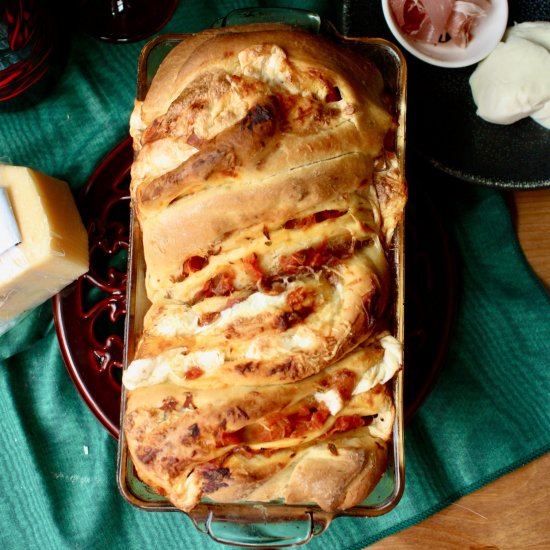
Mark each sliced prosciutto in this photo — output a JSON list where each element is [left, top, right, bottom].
[[389, 0, 491, 47]]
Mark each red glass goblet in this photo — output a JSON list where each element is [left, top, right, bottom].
[[0, 0, 70, 109]]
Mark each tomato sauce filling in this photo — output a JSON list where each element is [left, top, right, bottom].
[[192, 269, 236, 304], [184, 366, 204, 380], [283, 209, 346, 230], [216, 405, 371, 448], [233, 401, 332, 444], [242, 252, 264, 283], [325, 86, 342, 103], [214, 369, 366, 447], [278, 240, 350, 274], [171, 255, 209, 283]]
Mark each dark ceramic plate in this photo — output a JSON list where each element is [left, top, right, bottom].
[[52, 138, 456, 437], [340, 0, 550, 189]]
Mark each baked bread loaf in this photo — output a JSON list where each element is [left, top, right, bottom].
[[123, 23, 406, 513]]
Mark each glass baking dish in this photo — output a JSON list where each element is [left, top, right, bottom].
[[117, 7, 407, 547]]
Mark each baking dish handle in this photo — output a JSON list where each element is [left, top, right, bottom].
[[190, 509, 332, 548], [213, 7, 322, 33]]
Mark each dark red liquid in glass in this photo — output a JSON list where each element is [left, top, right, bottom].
[[78, 0, 179, 43]]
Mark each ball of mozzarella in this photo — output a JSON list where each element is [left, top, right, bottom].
[[469, 22, 550, 128]]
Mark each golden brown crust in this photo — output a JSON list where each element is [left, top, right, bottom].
[[137, 24, 389, 131], [124, 342, 395, 512], [130, 24, 395, 296], [132, 248, 388, 388], [124, 23, 405, 514], [140, 153, 373, 297], [197, 428, 389, 513], [138, 24, 300, 129]]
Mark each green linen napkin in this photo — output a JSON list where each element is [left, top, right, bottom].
[[1, 1, 549, 548]]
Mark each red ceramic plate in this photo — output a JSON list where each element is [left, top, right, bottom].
[[53, 137, 132, 438], [53, 138, 456, 438]]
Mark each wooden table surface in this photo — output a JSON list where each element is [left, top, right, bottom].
[[371, 188, 550, 550]]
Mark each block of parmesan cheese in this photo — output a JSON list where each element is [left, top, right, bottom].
[[0, 165, 88, 320]]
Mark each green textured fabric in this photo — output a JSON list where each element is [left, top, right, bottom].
[[1, 1, 549, 548]]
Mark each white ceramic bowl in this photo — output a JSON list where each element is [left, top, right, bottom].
[[381, 0, 509, 68]]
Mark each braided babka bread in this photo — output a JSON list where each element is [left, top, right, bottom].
[[123, 23, 406, 513]]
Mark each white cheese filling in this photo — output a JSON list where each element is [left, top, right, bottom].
[[218, 291, 288, 324], [153, 285, 298, 339], [238, 45, 297, 92], [352, 335, 402, 396], [314, 389, 344, 416], [153, 309, 199, 337], [244, 325, 319, 361], [123, 349, 224, 390], [313, 334, 402, 416], [368, 413, 393, 440]]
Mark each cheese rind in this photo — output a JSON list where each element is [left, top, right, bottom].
[[0, 166, 89, 320]]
